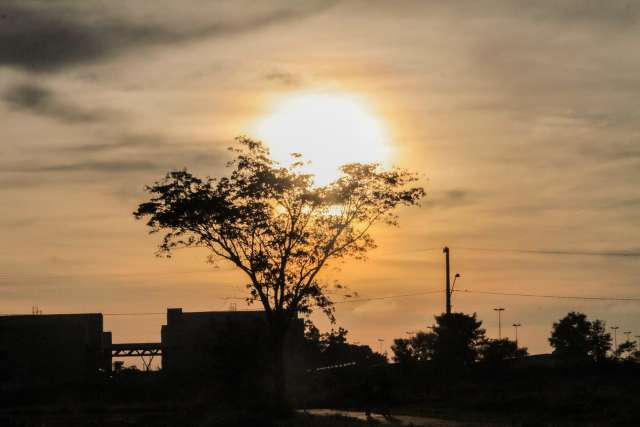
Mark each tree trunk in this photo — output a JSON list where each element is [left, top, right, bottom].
[[270, 315, 290, 416]]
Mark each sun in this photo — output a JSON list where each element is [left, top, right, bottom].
[[252, 91, 392, 185]]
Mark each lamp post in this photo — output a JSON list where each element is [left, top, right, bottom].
[[494, 308, 505, 339], [452, 273, 461, 292], [377, 338, 385, 354], [512, 323, 522, 346], [624, 331, 632, 342], [611, 326, 619, 349]]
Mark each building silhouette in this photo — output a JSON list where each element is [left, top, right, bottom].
[[162, 308, 304, 377], [0, 313, 110, 386], [0, 308, 304, 387]]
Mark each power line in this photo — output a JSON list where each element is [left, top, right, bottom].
[[333, 289, 442, 304], [4, 287, 638, 317], [453, 246, 640, 258], [455, 289, 640, 302]]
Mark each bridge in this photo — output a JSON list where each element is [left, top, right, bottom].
[[108, 342, 162, 371]]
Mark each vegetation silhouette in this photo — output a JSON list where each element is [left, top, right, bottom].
[[133, 136, 424, 412], [477, 338, 528, 365], [392, 312, 488, 368], [549, 311, 611, 364], [614, 339, 638, 361], [303, 323, 386, 369]]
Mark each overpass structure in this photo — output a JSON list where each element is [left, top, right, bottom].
[[108, 342, 163, 371]]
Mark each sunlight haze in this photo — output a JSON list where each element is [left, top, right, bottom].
[[1, 0, 639, 358], [253, 91, 392, 184]]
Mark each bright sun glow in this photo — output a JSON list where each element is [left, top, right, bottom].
[[253, 91, 391, 185]]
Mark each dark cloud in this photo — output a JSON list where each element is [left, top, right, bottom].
[[424, 189, 473, 210], [8, 160, 159, 174], [4, 82, 109, 123], [520, 0, 640, 28], [578, 141, 640, 162], [0, 1, 338, 72], [61, 134, 171, 153], [456, 246, 640, 258], [264, 70, 303, 87], [604, 198, 640, 209], [0, 217, 38, 228]]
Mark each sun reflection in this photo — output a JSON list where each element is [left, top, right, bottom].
[[252, 91, 392, 185]]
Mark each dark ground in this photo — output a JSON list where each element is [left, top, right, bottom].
[[2, 362, 639, 426]]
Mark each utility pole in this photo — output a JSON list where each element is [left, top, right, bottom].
[[611, 326, 619, 348], [443, 246, 451, 315], [494, 308, 505, 339], [512, 323, 521, 346]]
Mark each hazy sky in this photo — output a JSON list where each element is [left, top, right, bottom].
[[1, 0, 639, 355]]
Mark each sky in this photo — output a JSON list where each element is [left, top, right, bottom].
[[1, 0, 639, 357]]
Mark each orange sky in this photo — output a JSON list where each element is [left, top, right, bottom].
[[1, 1, 639, 358]]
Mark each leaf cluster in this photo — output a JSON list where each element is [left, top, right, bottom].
[[134, 137, 424, 325]]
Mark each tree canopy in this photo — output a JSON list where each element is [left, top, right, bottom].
[[549, 311, 612, 363], [134, 137, 424, 326], [478, 338, 528, 365], [304, 323, 386, 368], [392, 312, 486, 367]]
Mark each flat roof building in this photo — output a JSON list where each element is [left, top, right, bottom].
[[161, 308, 304, 377], [0, 313, 110, 387]]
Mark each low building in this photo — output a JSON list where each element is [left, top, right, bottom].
[[0, 313, 110, 387], [161, 308, 304, 377]]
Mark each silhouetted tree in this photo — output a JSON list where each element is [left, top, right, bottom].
[[391, 331, 436, 364], [614, 340, 637, 361], [304, 323, 385, 368], [432, 312, 485, 367], [393, 313, 485, 368], [134, 137, 423, 411], [478, 338, 528, 365], [549, 311, 612, 363]]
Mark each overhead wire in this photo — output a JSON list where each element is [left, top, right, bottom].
[[455, 289, 640, 302]]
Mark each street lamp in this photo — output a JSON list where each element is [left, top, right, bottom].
[[451, 273, 461, 292], [611, 326, 619, 348], [512, 323, 522, 346], [624, 331, 632, 342], [494, 308, 505, 339], [377, 338, 385, 354]]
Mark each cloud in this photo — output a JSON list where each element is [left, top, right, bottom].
[[455, 246, 640, 258], [423, 189, 473, 210], [60, 133, 172, 153], [0, 1, 338, 72], [352, 299, 399, 319], [4, 82, 110, 123], [7, 160, 159, 174], [264, 70, 303, 87]]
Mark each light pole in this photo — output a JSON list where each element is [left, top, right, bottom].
[[624, 331, 632, 342], [611, 326, 619, 349], [512, 323, 521, 346], [494, 308, 505, 339], [377, 338, 385, 354], [452, 273, 461, 292], [443, 247, 451, 315]]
